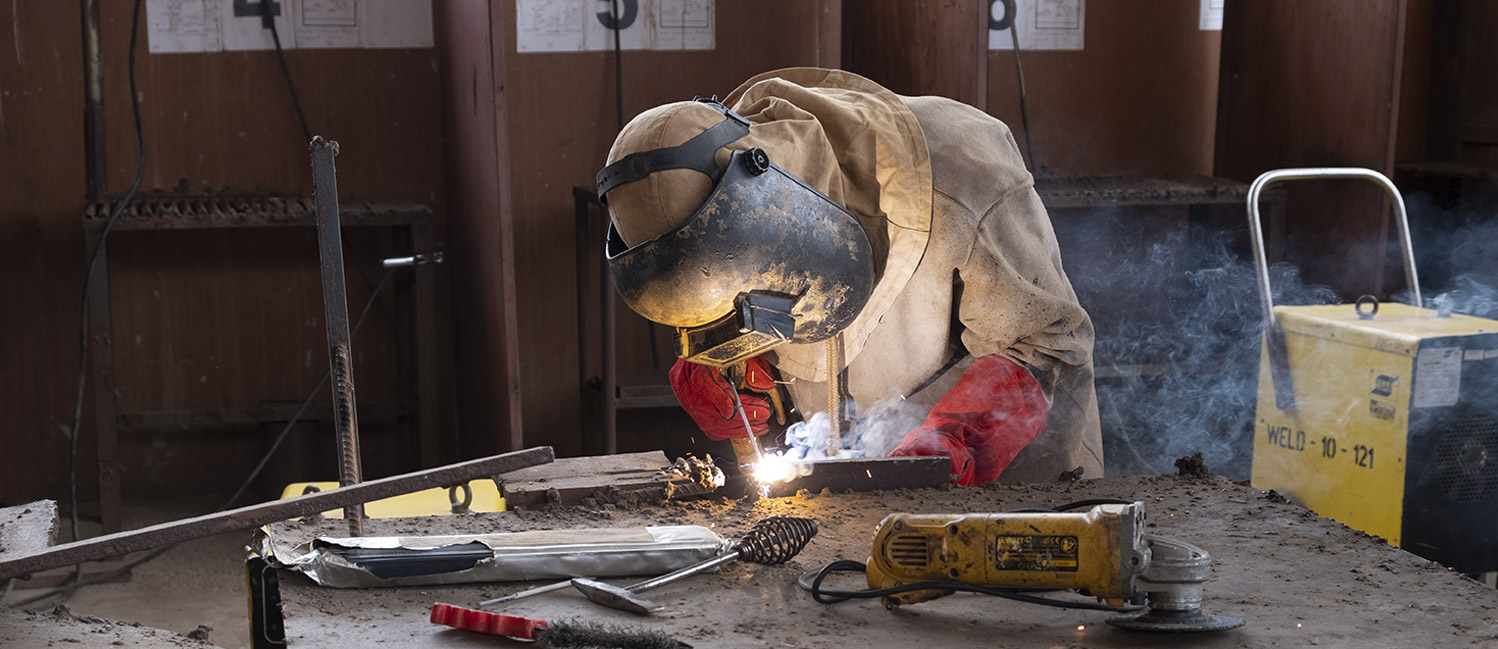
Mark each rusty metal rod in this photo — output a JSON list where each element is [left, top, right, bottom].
[[0, 447, 555, 582], [310, 136, 366, 536]]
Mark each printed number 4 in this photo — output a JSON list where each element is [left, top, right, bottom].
[[597, 0, 639, 30]]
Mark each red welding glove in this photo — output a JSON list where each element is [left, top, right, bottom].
[[889, 356, 1048, 486], [669, 356, 780, 441]]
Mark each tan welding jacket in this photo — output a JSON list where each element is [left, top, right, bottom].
[[609, 68, 1104, 483]]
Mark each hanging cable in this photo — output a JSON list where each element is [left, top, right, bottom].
[[262, 1, 312, 143], [1008, 18, 1038, 173], [65, 0, 147, 585], [612, 0, 624, 132]]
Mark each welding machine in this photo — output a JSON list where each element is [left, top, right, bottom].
[[1247, 168, 1498, 573]]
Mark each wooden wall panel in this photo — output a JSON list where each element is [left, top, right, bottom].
[[1215, 1, 1409, 299], [1396, 0, 1434, 162], [435, 1, 524, 462], [1403, 0, 1498, 165], [1458, 0, 1498, 164], [986, 0, 1222, 176], [1, 3, 448, 503], [0, 3, 89, 505], [842, 0, 987, 109], [842, 1, 1220, 176], [499, 1, 840, 457]]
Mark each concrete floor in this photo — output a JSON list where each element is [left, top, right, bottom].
[[4, 495, 254, 649]]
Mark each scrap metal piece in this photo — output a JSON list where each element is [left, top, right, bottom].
[[500, 451, 720, 508], [309, 136, 365, 536], [0, 500, 59, 558], [759, 456, 952, 497], [0, 447, 555, 581]]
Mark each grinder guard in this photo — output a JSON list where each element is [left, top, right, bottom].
[[606, 148, 877, 367]]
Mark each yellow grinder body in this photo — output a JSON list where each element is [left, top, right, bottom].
[[866, 503, 1148, 607]]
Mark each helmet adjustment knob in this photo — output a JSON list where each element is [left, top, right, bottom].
[[743, 148, 771, 176]]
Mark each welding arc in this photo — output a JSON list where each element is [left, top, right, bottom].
[[797, 560, 1142, 613]]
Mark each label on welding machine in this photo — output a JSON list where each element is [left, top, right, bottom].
[[993, 535, 1079, 572]]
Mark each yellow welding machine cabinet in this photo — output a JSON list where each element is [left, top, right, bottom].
[[1252, 302, 1498, 572]]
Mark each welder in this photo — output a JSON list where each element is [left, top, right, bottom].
[[597, 68, 1102, 485]]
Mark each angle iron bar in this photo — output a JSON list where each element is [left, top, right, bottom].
[[0, 447, 555, 582], [310, 136, 366, 536]]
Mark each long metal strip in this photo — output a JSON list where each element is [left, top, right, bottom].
[[0, 447, 555, 582], [309, 136, 366, 536], [825, 336, 842, 457]]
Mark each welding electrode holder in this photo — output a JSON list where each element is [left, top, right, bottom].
[[570, 515, 819, 614]]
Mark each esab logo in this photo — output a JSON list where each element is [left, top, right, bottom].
[[1372, 374, 1398, 397]]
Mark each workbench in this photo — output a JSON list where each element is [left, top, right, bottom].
[[266, 473, 1498, 648]]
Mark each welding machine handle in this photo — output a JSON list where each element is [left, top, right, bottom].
[[1246, 167, 1422, 330]]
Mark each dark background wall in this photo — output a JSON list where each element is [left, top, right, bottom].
[[4, 1, 1493, 507], [1, 2, 446, 504]]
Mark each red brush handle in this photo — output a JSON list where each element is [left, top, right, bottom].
[[430, 602, 548, 639]]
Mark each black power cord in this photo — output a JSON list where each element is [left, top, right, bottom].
[[262, 0, 312, 144], [1008, 14, 1038, 173]]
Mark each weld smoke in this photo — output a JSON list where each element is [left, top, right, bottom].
[[777, 391, 926, 477], [764, 187, 1497, 482], [1080, 187, 1498, 480]]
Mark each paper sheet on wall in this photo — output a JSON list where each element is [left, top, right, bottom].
[[147, 0, 224, 53], [989, 0, 1085, 51], [1413, 346, 1463, 409], [1200, 0, 1225, 31], [147, 0, 433, 53], [517, 0, 714, 53]]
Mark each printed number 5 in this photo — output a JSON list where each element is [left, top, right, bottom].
[[597, 0, 639, 31]]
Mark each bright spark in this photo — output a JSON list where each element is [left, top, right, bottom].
[[1076, 625, 1085, 631], [753, 453, 797, 484]]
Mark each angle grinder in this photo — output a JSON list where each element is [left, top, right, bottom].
[[800, 501, 1243, 633]]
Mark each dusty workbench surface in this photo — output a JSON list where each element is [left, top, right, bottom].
[[270, 474, 1498, 648], [0, 605, 220, 648]]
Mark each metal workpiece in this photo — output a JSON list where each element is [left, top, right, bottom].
[[1246, 167, 1423, 330], [309, 136, 365, 537], [0, 447, 556, 582]]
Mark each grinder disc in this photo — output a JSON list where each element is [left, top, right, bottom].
[[1106, 607, 1245, 633]]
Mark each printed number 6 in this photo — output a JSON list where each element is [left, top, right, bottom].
[[597, 0, 639, 31], [989, 0, 1017, 31]]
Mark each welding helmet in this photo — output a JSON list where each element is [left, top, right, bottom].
[[597, 99, 876, 368]]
